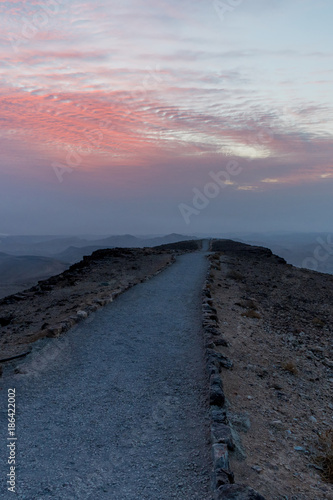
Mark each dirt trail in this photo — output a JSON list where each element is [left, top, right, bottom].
[[0, 251, 212, 500]]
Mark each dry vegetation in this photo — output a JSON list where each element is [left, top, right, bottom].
[[314, 428, 333, 484], [241, 309, 262, 320], [281, 361, 298, 376]]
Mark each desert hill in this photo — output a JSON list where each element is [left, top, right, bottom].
[[0, 233, 197, 257], [0, 252, 68, 299], [223, 232, 333, 274]]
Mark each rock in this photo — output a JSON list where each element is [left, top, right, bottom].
[[307, 463, 324, 472], [214, 469, 235, 488], [256, 368, 269, 378], [324, 359, 333, 368], [207, 359, 220, 376], [202, 304, 217, 314], [216, 484, 266, 500], [93, 298, 106, 305], [228, 412, 251, 433], [207, 349, 233, 370], [0, 315, 13, 327], [213, 443, 230, 471], [270, 420, 284, 430], [210, 375, 225, 407], [205, 327, 221, 336], [46, 325, 64, 338], [11, 293, 28, 301], [211, 422, 235, 450], [77, 310, 88, 319], [211, 406, 228, 424], [214, 337, 229, 347], [212, 443, 234, 487], [309, 345, 324, 353]]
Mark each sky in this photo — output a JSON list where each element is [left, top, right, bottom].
[[0, 0, 332, 235]]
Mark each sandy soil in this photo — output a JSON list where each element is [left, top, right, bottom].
[[209, 240, 333, 500]]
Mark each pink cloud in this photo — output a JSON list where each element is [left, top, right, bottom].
[[0, 83, 332, 189], [0, 48, 108, 65]]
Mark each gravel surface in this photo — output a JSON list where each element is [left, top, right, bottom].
[[1, 252, 212, 499]]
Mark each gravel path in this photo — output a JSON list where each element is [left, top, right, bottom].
[[1, 251, 212, 499]]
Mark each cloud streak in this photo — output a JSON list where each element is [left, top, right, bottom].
[[0, 0, 333, 234]]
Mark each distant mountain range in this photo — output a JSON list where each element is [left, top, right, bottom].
[[0, 253, 67, 283], [0, 233, 197, 260], [0, 234, 197, 298], [0, 232, 331, 300], [0, 252, 68, 299]]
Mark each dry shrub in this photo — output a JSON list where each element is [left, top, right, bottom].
[[241, 309, 261, 319], [281, 361, 298, 375], [312, 317, 326, 328], [313, 429, 333, 483], [236, 299, 258, 310], [227, 270, 244, 281], [210, 253, 221, 270]]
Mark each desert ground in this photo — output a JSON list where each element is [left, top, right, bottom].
[[0, 239, 332, 498], [209, 240, 333, 499]]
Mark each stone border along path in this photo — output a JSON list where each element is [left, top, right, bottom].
[[202, 249, 267, 500], [1, 249, 214, 500]]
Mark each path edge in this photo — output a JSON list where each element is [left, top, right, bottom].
[[202, 253, 267, 500]]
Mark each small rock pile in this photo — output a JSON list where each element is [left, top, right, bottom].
[[202, 259, 266, 500]]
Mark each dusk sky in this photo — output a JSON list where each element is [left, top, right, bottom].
[[1, 0, 332, 235]]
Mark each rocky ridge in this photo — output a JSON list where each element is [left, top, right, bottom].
[[0, 247, 180, 361]]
